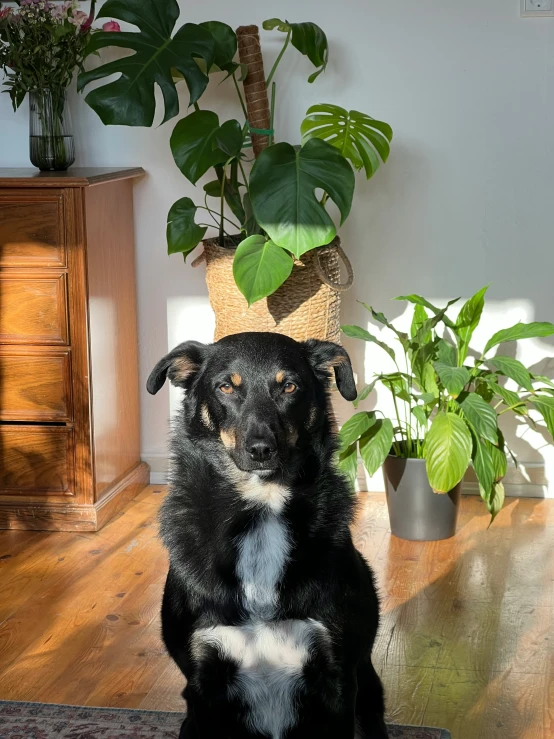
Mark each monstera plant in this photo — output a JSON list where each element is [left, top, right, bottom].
[[78, 0, 392, 305], [339, 286, 554, 524]]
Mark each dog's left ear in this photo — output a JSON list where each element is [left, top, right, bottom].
[[147, 341, 207, 395], [302, 340, 357, 401]]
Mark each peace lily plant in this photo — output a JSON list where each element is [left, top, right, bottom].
[[78, 0, 392, 305], [338, 287, 554, 522]]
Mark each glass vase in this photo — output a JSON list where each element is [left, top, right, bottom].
[[29, 89, 75, 171]]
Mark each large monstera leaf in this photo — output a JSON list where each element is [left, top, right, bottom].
[[301, 104, 393, 179], [249, 138, 355, 257], [166, 198, 207, 260], [78, 0, 225, 126], [170, 110, 243, 184], [262, 18, 328, 82]]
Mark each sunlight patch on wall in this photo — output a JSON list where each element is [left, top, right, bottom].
[[167, 295, 215, 418]]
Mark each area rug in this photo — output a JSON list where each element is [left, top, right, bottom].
[[0, 701, 451, 738]]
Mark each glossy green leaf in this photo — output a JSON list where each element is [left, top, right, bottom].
[[170, 111, 242, 184], [480, 481, 505, 524], [458, 392, 499, 444], [242, 192, 260, 237], [353, 378, 378, 409], [425, 412, 472, 493], [472, 435, 495, 502], [484, 322, 554, 354], [411, 304, 429, 340], [232, 236, 293, 306], [456, 285, 489, 364], [263, 18, 328, 81], [249, 139, 354, 257], [532, 395, 554, 438], [486, 380, 525, 412], [79, 0, 217, 126], [488, 356, 533, 392], [436, 339, 457, 367], [301, 104, 392, 179], [166, 198, 207, 260], [337, 442, 358, 490], [412, 406, 428, 426], [359, 419, 394, 476], [341, 325, 395, 360], [395, 294, 458, 330], [434, 362, 470, 398], [339, 411, 377, 450], [360, 303, 410, 351], [199, 20, 237, 73], [486, 436, 508, 482], [532, 374, 554, 389]]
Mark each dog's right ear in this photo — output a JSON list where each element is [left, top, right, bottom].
[[147, 341, 207, 395]]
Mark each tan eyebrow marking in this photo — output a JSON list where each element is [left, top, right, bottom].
[[220, 429, 236, 448], [230, 373, 242, 387], [276, 370, 286, 383]]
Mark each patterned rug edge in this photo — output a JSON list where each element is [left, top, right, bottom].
[[0, 700, 451, 738]]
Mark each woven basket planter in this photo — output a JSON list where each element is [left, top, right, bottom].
[[193, 237, 353, 343]]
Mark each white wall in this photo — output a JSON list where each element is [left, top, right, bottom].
[[2, 0, 554, 492]]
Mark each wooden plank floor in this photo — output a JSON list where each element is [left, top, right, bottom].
[[0, 486, 552, 739]]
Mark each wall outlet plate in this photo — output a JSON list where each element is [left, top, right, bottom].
[[521, 0, 554, 16]]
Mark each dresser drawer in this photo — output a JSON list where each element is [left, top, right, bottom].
[[0, 194, 65, 267], [0, 272, 68, 344], [0, 349, 72, 422], [0, 425, 74, 495]]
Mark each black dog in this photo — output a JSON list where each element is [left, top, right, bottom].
[[147, 332, 387, 739]]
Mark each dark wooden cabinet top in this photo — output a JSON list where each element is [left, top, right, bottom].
[[0, 167, 145, 188]]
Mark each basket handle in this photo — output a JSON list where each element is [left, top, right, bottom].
[[191, 251, 206, 268], [315, 243, 354, 291]]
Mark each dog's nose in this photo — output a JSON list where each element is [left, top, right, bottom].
[[248, 439, 277, 462]]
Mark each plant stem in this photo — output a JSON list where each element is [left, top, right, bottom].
[[387, 380, 406, 448], [219, 164, 226, 245], [266, 30, 291, 87], [320, 192, 329, 206], [238, 158, 249, 193], [232, 73, 249, 120], [269, 81, 276, 146], [197, 205, 240, 230], [193, 102, 200, 112]]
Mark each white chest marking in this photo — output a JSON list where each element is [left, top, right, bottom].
[[236, 513, 291, 618], [235, 474, 291, 514], [192, 620, 329, 739], [233, 475, 292, 618]]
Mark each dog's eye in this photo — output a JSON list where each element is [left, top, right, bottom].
[[283, 382, 297, 394], [219, 383, 234, 395]]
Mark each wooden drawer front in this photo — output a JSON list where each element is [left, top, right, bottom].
[[0, 273, 68, 344], [0, 350, 71, 421], [0, 425, 73, 495], [0, 197, 65, 267]]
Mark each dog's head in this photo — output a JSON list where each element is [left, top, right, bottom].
[[147, 332, 356, 473]]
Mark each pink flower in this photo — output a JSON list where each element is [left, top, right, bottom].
[[102, 20, 121, 32], [0, 7, 12, 20], [51, 2, 69, 19], [68, 9, 88, 26]]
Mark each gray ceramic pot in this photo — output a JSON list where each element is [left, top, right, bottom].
[[383, 456, 462, 541]]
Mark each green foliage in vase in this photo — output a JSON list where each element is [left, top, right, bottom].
[[77, 0, 393, 304], [339, 286, 554, 522]]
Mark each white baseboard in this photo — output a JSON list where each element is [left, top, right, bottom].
[[143, 454, 550, 497], [142, 454, 169, 485], [357, 460, 550, 498]]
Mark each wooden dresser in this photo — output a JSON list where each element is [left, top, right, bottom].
[[0, 168, 149, 531]]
